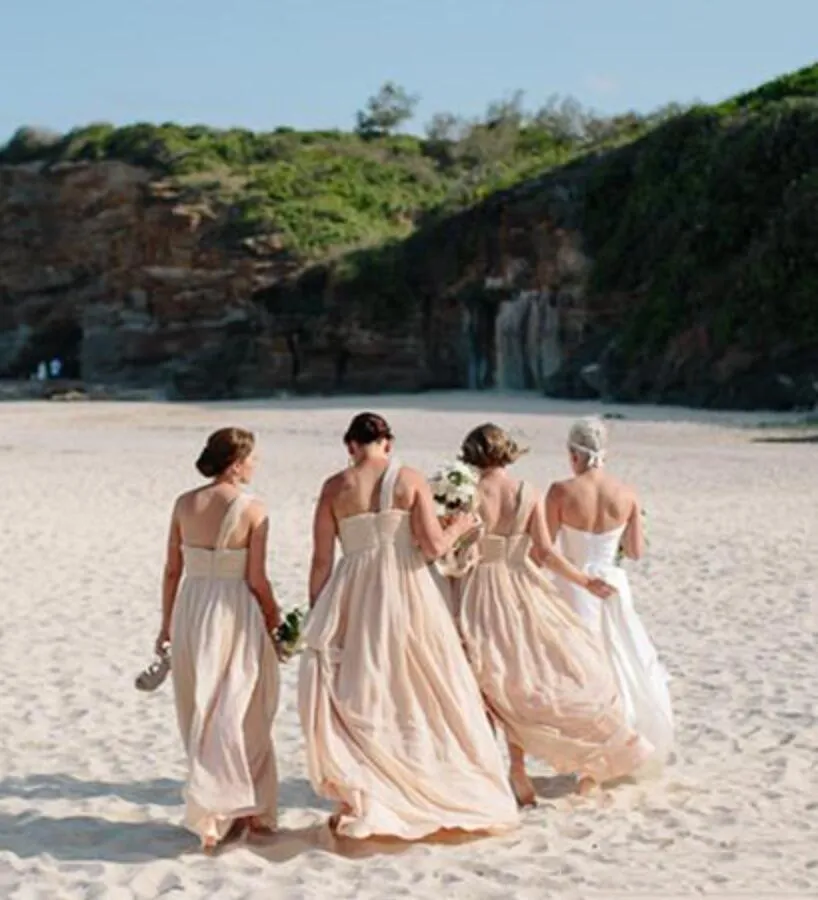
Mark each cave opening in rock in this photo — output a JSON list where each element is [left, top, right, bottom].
[[19, 319, 83, 380]]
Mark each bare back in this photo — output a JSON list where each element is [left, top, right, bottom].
[[550, 471, 637, 534], [477, 476, 529, 536], [175, 484, 258, 550], [326, 460, 414, 525]]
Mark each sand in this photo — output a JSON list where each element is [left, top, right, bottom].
[[0, 392, 815, 899]]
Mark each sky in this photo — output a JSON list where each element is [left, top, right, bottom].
[[1, 0, 816, 141]]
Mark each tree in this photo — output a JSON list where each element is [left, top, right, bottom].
[[485, 90, 527, 130], [355, 82, 419, 138], [532, 94, 588, 144], [424, 112, 465, 143], [0, 125, 62, 163]]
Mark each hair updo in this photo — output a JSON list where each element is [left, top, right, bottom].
[[195, 427, 255, 478], [460, 423, 528, 469], [567, 417, 608, 468], [343, 412, 394, 447]]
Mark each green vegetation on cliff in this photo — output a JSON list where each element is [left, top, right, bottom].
[[2, 63, 817, 406], [581, 62, 818, 399], [0, 87, 662, 259]]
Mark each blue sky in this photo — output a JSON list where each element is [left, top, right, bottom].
[[1, 0, 816, 141]]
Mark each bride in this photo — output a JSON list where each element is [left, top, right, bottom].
[[546, 417, 674, 769], [298, 413, 519, 840]]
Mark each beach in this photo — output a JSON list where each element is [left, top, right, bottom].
[[0, 392, 815, 899]]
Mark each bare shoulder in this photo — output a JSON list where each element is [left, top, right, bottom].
[[397, 465, 429, 499], [172, 488, 198, 516], [319, 469, 350, 501], [245, 496, 268, 526], [622, 481, 640, 511], [398, 465, 424, 486], [545, 478, 570, 502]]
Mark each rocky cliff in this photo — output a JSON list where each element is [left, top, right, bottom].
[[2, 63, 818, 408], [0, 160, 446, 397]]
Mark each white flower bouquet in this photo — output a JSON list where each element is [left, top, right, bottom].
[[428, 461, 483, 578], [429, 460, 479, 517]]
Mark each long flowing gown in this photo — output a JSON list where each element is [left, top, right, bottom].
[[170, 494, 280, 842], [458, 482, 653, 784], [554, 523, 674, 769], [298, 459, 520, 840]]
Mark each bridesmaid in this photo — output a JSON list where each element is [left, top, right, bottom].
[[156, 427, 281, 853], [456, 423, 653, 806], [546, 417, 674, 768], [299, 412, 520, 840]]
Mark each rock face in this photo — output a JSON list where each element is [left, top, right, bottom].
[[2, 154, 816, 410], [0, 161, 453, 398], [488, 234, 591, 392]]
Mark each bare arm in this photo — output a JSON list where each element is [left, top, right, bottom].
[[309, 479, 337, 608], [530, 496, 587, 584], [409, 474, 475, 560], [156, 501, 184, 652], [529, 497, 613, 597], [620, 495, 644, 560], [544, 482, 562, 543], [246, 507, 281, 632]]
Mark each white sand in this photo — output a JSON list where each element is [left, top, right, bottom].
[[0, 392, 816, 899]]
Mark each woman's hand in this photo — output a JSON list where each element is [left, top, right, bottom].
[[264, 606, 282, 635], [585, 577, 616, 600], [449, 510, 479, 538], [154, 626, 171, 656]]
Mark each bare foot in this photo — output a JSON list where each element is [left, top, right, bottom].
[[202, 818, 248, 854], [576, 776, 597, 797], [201, 835, 219, 855], [246, 816, 276, 841], [327, 802, 353, 833], [509, 767, 537, 808]]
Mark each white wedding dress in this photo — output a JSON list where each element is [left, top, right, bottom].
[[554, 524, 674, 771]]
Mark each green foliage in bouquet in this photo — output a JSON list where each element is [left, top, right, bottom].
[[274, 607, 306, 661]]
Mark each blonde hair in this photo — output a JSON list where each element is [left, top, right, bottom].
[[567, 417, 607, 469], [460, 423, 528, 469]]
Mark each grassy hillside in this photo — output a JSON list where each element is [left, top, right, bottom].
[[0, 101, 649, 260]]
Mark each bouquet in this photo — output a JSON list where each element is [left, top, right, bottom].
[[429, 460, 479, 518], [428, 461, 483, 578], [273, 607, 306, 662], [616, 508, 647, 566]]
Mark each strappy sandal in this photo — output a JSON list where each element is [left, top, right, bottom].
[[134, 643, 171, 692]]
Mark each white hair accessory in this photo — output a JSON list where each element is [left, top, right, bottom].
[[568, 442, 605, 468]]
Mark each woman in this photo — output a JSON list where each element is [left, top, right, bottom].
[[299, 412, 519, 840], [546, 416, 674, 769], [456, 423, 654, 807], [155, 427, 281, 853]]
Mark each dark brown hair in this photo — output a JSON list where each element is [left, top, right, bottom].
[[460, 423, 528, 469], [343, 412, 394, 447], [195, 427, 255, 478]]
